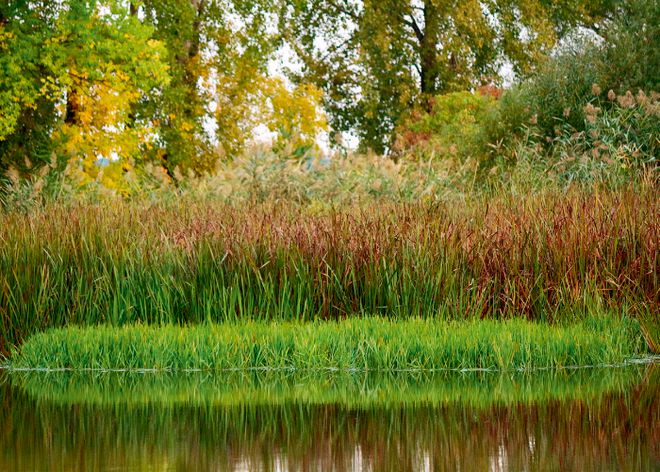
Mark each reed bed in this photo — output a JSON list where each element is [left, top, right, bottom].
[[638, 312, 660, 353], [12, 317, 646, 370], [0, 185, 658, 354]]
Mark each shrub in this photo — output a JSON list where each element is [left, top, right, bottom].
[[394, 91, 501, 162], [597, 0, 660, 93]]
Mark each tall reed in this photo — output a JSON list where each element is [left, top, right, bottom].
[[0, 186, 657, 354]]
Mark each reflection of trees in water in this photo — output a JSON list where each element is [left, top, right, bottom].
[[0, 366, 657, 471]]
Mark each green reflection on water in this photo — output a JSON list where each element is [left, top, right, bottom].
[[5, 366, 654, 408], [0, 365, 658, 471]]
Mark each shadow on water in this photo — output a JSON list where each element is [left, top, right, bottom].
[[0, 365, 658, 471]]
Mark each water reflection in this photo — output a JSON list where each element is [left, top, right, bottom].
[[0, 365, 658, 471]]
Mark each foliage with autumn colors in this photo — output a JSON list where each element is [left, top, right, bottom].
[[1, 0, 657, 193], [1, 185, 658, 354], [0, 0, 328, 188], [281, 0, 618, 152]]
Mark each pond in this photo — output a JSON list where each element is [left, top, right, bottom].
[[0, 364, 658, 471]]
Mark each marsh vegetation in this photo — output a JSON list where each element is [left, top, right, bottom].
[[1, 0, 658, 469]]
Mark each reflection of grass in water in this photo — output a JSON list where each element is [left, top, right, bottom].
[[11, 365, 648, 409], [11, 317, 647, 371], [1, 366, 658, 472]]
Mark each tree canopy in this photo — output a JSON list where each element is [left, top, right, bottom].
[[0, 0, 630, 187], [0, 0, 287, 184], [280, 0, 616, 152]]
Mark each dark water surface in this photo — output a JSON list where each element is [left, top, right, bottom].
[[0, 365, 658, 471]]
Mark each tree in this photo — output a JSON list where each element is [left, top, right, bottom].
[[0, 0, 169, 189], [263, 78, 327, 155], [1, 0, 278, 186], [0, 1, 61, 177], [141, 0, 278, 174], [280, 0, 616, 153], [56, 1, 170, 190]]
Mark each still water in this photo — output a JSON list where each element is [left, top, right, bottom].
[[0, 365, 658, 471]]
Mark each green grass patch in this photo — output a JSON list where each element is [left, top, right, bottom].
[[11, 317, 647, 371]]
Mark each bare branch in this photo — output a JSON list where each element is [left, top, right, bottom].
[[404, 14, 424, 44], [325, 0, 360, 21]]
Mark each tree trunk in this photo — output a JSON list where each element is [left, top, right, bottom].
[[65, 88, 80, 125], [127, 3, 139, 129], [183, 0, 204, 76], [181, 1, 204, 125], [419, 1, 440, 101]]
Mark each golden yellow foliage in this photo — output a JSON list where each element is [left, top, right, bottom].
[[262, 78, 327, 153]]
